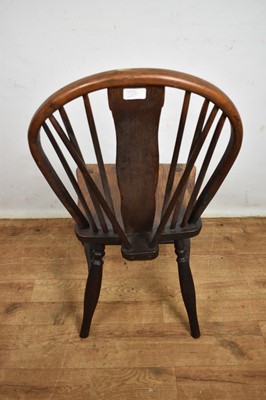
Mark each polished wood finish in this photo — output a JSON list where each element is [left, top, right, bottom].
[[108, 86, 164, 234], [0, 218, 266, 399], [79, 243, 105, 339], [175, 238, 200, 338], [28, 69, 242, 338], [76, 164, 196, 240]]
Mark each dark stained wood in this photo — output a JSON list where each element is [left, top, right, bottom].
[[162, 91, 191, 214], [76, 164, 196, 234], [83, 94, 115, 214], [182, 112, 227, 226], [49, 114, 109, 233], [170, 105, 219, 228], [188, 98, 209, 159], [59, 106, 84, 161], [80, 243, 105, 338], [42, 121, 98, 232], [108, 86, 164, 234], [174, 239, 200, 338], [28, 68, 243, 338]]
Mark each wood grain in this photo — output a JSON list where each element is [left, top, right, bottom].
[[0, 368, 177, 400], [108, 86, 164, 233], [0, 218, 266, 399], [175, 366, 266, 400], [76, 163, 196, 231]]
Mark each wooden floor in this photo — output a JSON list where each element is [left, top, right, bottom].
[[0, 218, 266, 399]]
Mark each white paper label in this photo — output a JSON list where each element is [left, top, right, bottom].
[[123, 88, 147, 100]]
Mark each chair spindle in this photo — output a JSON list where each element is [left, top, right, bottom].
[[181, 112, 227, 226], [188, 99, 210, 160], [48, 114, 131, 246], [169, 105, 219, 229], [59, 107, 85, 162], [83, 94, 115, 214], [42, 122, 98, 232], [162, 91, 191, 214], [48, 114, 110, 232]]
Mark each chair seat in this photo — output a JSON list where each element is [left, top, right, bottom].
[[76, 164, 199, 244]]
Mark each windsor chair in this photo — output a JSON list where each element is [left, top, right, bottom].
[[28, 68, 242, 339]]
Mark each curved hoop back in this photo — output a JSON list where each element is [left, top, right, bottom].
[[28, 69, 242, 253]]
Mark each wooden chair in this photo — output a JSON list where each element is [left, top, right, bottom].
[[28, 69, 242, 339]]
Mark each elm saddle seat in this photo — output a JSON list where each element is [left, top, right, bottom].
[[28, 68, 242, 339]]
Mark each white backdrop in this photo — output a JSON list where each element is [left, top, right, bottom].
[[1, 0, 266, 218]]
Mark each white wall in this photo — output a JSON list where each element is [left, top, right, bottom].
[[1, 0, 266, 218]]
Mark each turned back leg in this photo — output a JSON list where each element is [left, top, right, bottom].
[[80, 243, 105, 338], [174, 239, 200, 338]]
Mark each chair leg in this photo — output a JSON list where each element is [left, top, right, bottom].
[[174, 239, 200, 338], [80, 243, 105, 339]]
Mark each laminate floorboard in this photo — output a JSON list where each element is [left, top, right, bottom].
[[0, 218, 265, 399]]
